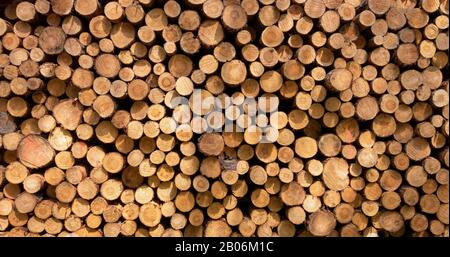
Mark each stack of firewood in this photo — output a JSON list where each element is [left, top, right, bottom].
[[0, 0, 448, 237]]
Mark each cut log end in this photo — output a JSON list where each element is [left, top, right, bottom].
[[17, 135, 55, 169], [198, 133, 225, 156], [308, 210, 337, 236]]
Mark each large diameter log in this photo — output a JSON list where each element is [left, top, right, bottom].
[[325, 68, 353, 91], [17, 135, 55, 169], [322, 158, 349, 191], [139, 202, 162, 227], [221, 60, 247, 86], [198, 133, 224, 156], [94, 54, 121, 78], [308, 210, 336, 236], [38, 26, 66, 55], [52, 99, 83, 130]]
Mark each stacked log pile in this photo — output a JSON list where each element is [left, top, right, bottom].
[[0, 0, 448, 237]]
